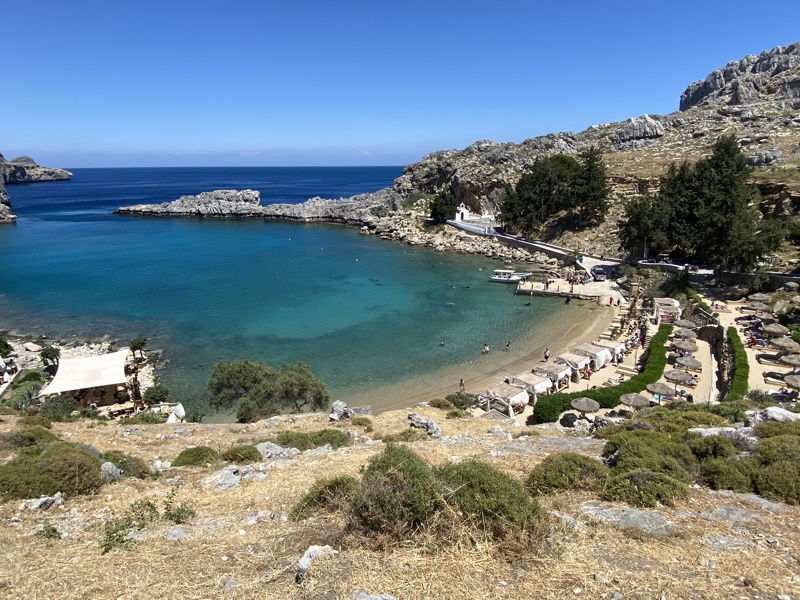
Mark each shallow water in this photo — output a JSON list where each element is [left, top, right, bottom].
[[0, 168, 574, 411]]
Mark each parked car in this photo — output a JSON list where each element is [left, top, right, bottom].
[[591, 266, 607, 281]]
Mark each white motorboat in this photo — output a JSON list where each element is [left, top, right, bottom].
[[489, 269, 533, 283]]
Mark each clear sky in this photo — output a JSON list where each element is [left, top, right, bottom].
[[2, 0, 799, 168]]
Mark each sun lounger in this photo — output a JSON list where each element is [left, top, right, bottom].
[[756, 354, 793, 367], [763, 374, 786, 386]]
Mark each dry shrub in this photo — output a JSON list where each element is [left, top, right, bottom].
[[290, 475, 361, 521], [378, 429, 427, 443], [269, 429, 351, 451], [17, 415, 53, 429], [601, 469, 689, 507], [220, 444, 262, 464], [526, 453, 609, 495], [102, 450, 151, 479], [428, 398, 453, 410]]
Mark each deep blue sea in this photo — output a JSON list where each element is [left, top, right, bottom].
[[0, 168, 579, 412]]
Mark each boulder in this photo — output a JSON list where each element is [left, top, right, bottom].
[[784, 282, 799, 292], [407, 412, 442, 437], [20, 492, 63, 511], [200, 466, 244, 491], [559, 413, 579, 428], [23, 342, 42, 352], [612, 115, 665, 143], [748, 149, 782, 166], [100, 461, 123, 482], [255, 441, 300, 460], [353, 590, 398, 600], [746, 406, 800, 424]]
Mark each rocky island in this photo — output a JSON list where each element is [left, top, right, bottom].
[[0, 153, 73, 224]]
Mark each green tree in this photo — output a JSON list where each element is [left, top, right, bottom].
[[618, 195, 670, 258], [39, 346, 61, 366], [577, 146, 610, 222], [0, 334, 12, 359], [207, 360, 329, 422], [429, 188, 457, 223], [143, 384, 170, 405], [129, 337, 147, 360]]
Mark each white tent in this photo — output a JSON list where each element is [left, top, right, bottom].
[[510, 372, 553, 400], [486, 383, 529, 416], [574, 343, 613, 369], [38, 350, 129, 397], [534, 362, 573, 390], [555, 352, 591, 371], [592, 339, 626, 356]]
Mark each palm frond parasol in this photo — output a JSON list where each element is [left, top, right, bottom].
[[571, 397, 600, 414], [676, 356, 702, 370], [673, 328, 697, 340], [646, 382, 674, 396], [672, 340, 699, 353], [664, 369, 694, 383], [762, 323, 790, 337], [674, 319, 697, 330], [770, 336, 800, 353], [620, 392, 650, 409]]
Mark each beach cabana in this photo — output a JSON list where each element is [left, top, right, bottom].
[[591, 339, 626, 362], [534, 362, 573, 391], [510, 372, 553, 403], [38, 350, 130, 405], [574, 343, 613, 370], [485, 383, 529, 417], [654, 298, 681, 323], [554, 352, 591, 381]]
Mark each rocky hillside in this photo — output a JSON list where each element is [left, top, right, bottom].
[[0, 153, 72, 184], [0, 178, 14, 224], [392, 43, 800, 239]]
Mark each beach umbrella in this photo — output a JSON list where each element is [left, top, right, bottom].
[[747, 302, 771, 312], [770, 337, 800, 353], [674, 319, 697, 330], [672, 340, 699, 353], [784, 374, 800, 390], [646, 382, 674, 396], [620, 392, 650, 410], [779, 354, 800, 368], [755, 312, 777, 324], [571, 397, 600, 416], [748, 293, 771, 303], [762, 323, 790, 337], [676, 356, 702, 370], [664, 370, 694, 384], [673, 328, 697, 340]]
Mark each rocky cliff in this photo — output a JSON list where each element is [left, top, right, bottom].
[[116, 189, 263, 218], [0, 178, 15, 224], [0, 153, 72, 183]]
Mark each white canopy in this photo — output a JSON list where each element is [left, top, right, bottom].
[[511, 372, 553, 396], [487, 383, 529, 416], [534, 361, 572, 383], [39, 350, 129, 397], [574, 343, 613, 369], [592, 339, 626, 355], [555, 352, 590, 371]]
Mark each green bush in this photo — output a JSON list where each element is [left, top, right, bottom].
[[754, 435, 800, 465], [534, 324, 672, 423], [428, 398, 453, 410], [688, 435, 738, 461], [378, 429, 427, 443], [754, 421, 800, 438], [102, 450, 151, 479], [290, 475, 361, 521], [701, 458, 753, 492], [162, 487, 195, 524], [436, 460, 543, 538], [710, 401, 753, 423], [0, 426, 59, 452], [0, 442, 102, 500], [36, 524, 60, 539], [270, 429, 351, 451], [603, 429, 699, 483], [221, 445, 262, 464], [12, 371, 44, 386], [445, 409, 469, 419], [635, 408, 730, 437], [752, 461, 800, 505], [39, 396, 78, 422], [526, 453, 610, 495], [122, 411, 167, 425], [17, 415, 52, 429], [349, 444, 442, 536], [172, 446, 219, 467], [725, 327, 749, 401], [445, 393, 478, 410], [0, 405, 18, 416], [350, 416, 373, 431], [143, 384, 170, 405], [601, 469, 689, 507], [0, 333, 12, 358]]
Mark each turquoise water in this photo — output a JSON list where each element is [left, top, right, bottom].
[[0, 168, 573, 411]]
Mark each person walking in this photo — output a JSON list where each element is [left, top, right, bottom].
[[483, 343, 490, 354], [544, 347, 550, 360], [459, 379, 465, 393], [505, 341, 511, 351]]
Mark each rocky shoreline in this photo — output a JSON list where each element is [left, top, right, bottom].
[[0, 153, 73, 225]]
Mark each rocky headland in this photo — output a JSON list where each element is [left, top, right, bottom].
[[116, 189, 263, 218], [0, 153, 72, 184], [115, 42, 800, 260], [0, 178, 14, 224]]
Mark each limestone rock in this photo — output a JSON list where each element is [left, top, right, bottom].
[[748, 148, 782, 166], [296, 544, 338, 580], [100, 461, 123, 482], [579, 501, 679, 536], [407, 412, 442, 437], [1, 155, 72, 183], [19, 492, 64, 511], [353, 589, 398, 600], [611, 115, 666, 145], [746, 406, 800, 424], [117, 189, 262, 218], [255, 441, 300, 460], [23, 342, 42, 352], [200, 466, 243, 491]]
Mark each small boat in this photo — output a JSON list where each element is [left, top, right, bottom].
[[489, 269, 532, 283]]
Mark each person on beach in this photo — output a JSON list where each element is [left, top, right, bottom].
[[544, 348, 550, 360], [505, 341, 511, 351], [483, 343, 490, 354], [609, 296, 614, 306], [459, 379, 465, 393], [441, 340, 446, 346]]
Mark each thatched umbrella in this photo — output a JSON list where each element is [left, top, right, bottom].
[[762, 323, 790, 337], [747, 302, 771, 312], [779, 354, 800, 368], [674, 319, 697, 330], [676, 356, 702, 370], [620, 392, 650, 410], [665, 369, 694, 385], [784, 374, 800, 390], [646, 382, 675, 397], [571, 397, 600, 417], [748, 293, 771, 303], [673, 328, 697, 340], [770, 336, 800, 353], [672, 340, 699, 353], [755, 312, 777, 325]]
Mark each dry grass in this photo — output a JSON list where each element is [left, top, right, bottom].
[[1, 411, 799, 599]]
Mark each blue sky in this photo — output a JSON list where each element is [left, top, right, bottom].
[[2, 0, 799, 167]]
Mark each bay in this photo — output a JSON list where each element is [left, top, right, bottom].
[[0, 167, 577, 412]]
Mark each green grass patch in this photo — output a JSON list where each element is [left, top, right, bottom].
[[220, 445, 262, 464], [526, 453, 610, 495], [290, 475, 361, 521], [17, 415, 52, 429], [534, 324, 672, 423], [267, 429, 351, 451], [725, 327, 749, 401], [172, 446, 219, 467], [428, 398, 453, 410], [601, 469, 689, 507], [378, 429, 428, 443], [101, 450, 151, 479]]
